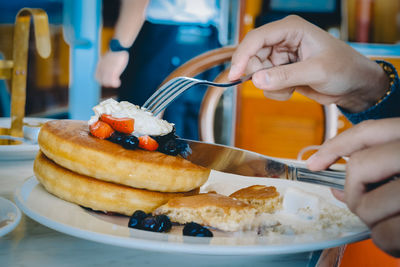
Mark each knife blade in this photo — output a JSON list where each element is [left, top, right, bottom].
[[182, 139, 346, 190]]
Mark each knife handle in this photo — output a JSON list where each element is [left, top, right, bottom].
[[293, 167, 399, 191], [293, 167, 346, 190]]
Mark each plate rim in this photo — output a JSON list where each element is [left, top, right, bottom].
[[0, 196, 22, 237], [14, 176, 370, 255], [0, 117, 52, 160]]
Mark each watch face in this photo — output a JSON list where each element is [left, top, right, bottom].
[[110, 39, 129, 52]]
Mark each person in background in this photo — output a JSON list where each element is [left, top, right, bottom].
[[229, 15, 400, 257], [96, 0, 222, 140]]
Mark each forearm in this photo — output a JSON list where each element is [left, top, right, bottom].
[[339, 61, 400, 124], [113, 0, 149, 47]]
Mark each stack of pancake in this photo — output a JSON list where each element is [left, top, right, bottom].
[[34, 120, 210, 216]]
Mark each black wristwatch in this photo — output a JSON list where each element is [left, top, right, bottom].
[[109, 39, 130, 52]]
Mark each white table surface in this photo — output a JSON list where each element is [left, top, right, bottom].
[[0, 159, 342, 267]]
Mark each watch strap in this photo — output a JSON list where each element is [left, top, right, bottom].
[[109, 39, 130, 52]]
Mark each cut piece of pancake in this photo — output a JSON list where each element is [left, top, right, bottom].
[[153, 193, 258, 231], [34, 151, 199, 215], [38, 120, 210, 192], [229, 185, 282, 213]]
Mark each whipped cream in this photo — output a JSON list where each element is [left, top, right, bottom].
[[88, 98, 174, 136]]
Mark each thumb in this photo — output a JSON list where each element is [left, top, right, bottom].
[[252, 60, 320, 91], [331, 188, 345, 202], [110, 76, 121, 88]]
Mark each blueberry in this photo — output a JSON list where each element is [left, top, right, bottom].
[[107, 132, 125, 144], [128, 210, 148, 229], [151, 128, 176, 146], [141, 216, 159, 231], [175, 139, 191, 157], [155, 215, 172, 232], [158, 139, 179, 156], [183, 222, 213, 237], [121, 135, 139, 149], [151, 135, 163, 145]]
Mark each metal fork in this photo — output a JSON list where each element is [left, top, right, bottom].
[[142, 73, 253, 116]]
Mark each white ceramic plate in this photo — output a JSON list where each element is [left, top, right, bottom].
[[14, 171, 369, 255], [0, 117, 52, 160], [0, 196, 22, 236]]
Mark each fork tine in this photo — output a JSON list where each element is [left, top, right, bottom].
[[145, 78, 193, 112], [146, 78, 193, 112], [142, 77, 184, 109], [143, 72, 251, 115], [149, 79, 196, 114], [151, 80, 197, 116]]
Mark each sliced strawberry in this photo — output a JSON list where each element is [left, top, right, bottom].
[[89, 121, 114, 139], [100, 114, 134, 134], [138, 135, 159, 151]]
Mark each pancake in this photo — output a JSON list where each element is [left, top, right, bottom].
[[229, 185, 282, 213], [34, 151, 199, 215], [38, 120, 210, 192], [153, 193, 258, 231]]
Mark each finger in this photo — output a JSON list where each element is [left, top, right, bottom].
[[255, 47, 271, 62], [111, 77, 121, 88], [353, 178, 400, 227], [109, 71, 121, 88], [262, 60, 274, 69], [295, 86, 340, 105], [245, 59, 274, 75], [371, 215, 400, 257], [331, 188, 345, 202], [229, 16, 304, 80], [251, 59, 323, 91], [101, 71, 114, 87], [307, 118, 400, 171], [262, 88, 295, 101], [269, 49, 293, 66], [245, 48, 274, 75], [246, 56, 265, 74], [344, 141, 400, 214], [95, 60, 107, 84]]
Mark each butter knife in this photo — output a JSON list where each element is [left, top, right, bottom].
[[183, 139, 346, 189]]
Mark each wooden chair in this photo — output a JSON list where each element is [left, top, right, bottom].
[[0, 8, 50, 142]]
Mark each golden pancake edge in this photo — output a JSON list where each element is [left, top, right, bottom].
[[229, 185, 282, 213], [154, 193, 259, 231], [34, 151, 199, 215], [38, 120, 210, 192]]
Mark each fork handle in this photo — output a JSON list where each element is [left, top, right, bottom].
[[202, 73, 253, 87], [239, 73, 253, 82]]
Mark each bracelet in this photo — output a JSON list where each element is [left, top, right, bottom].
[[339, 60, 399, 124], [375, 61, 396, 106]]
